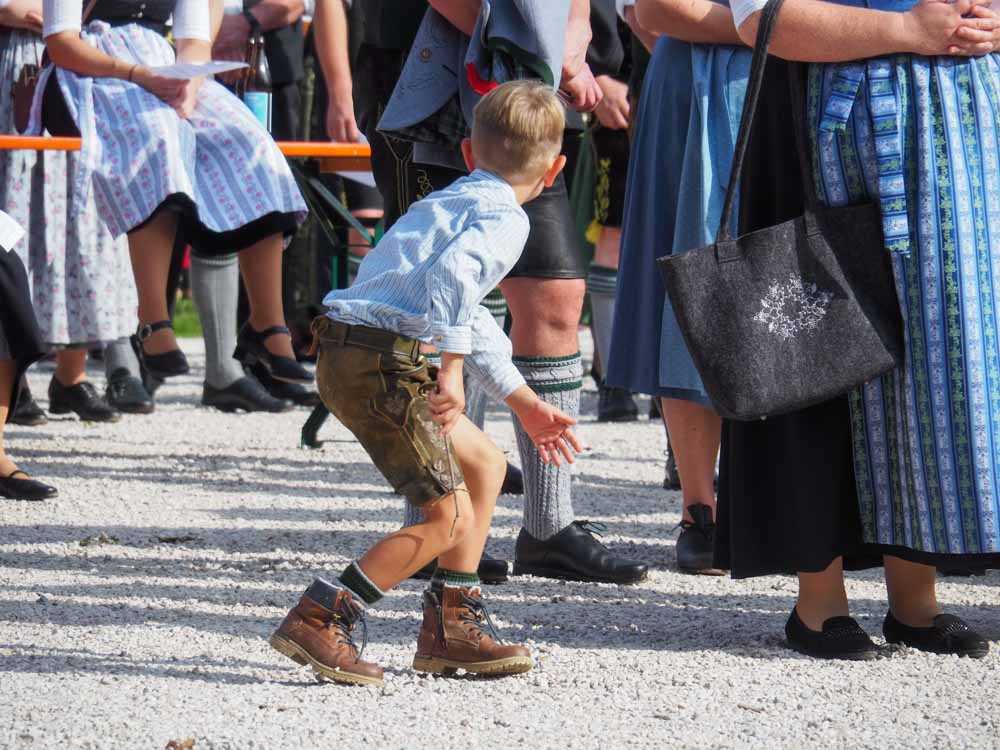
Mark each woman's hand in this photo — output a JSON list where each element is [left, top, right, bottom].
[[902, 0, 995, 56], [952, 3, 1000, 54], [560, 63, 603, 113], [593, 75, 631, 130], [0, 0, 43, 32], [326, 84, 361, 142], [132, 66, 188, 104], [168, 78, 203, 119]]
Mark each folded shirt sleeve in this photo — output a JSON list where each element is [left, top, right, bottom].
[[43, 0, 82, 38], [172, 0, 212, 42], [463, 305, 527, 404], [731, 0, 769, 30]]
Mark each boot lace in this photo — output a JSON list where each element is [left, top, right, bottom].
[[458, 593, 503, 643], [324, 608, 368, 662], [576, 520, 609, 544]]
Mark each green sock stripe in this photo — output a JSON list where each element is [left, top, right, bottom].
[[338, 561, 384, 605], [531, 380, 583, 394], [432, 567, 480, 587], [512, 353, 582, 367]]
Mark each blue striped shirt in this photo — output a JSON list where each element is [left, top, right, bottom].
[[323, 170, 530, 403]]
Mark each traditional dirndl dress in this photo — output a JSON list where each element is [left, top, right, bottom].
[[811, 11, 1000, 563], [27, 20, 307, 254], [606, 32, 750, 404], [0, 28, 136, 347]]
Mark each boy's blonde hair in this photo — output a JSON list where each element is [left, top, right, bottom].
[[471, 80, 565, 182]]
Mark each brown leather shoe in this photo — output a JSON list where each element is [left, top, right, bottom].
[[413, 585, 533, 677], [270, 581, 383, 686]]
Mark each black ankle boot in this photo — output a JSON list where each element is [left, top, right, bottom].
[[513, 521, 648, 584], [597, 383, 639, 423], [676, 503, 724, 575], [131, 321, 189, 380], [235, 324, 313, 385]]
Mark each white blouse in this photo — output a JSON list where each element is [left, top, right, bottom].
[[42, 0, 211, 40], [730, 0, 768, 29]]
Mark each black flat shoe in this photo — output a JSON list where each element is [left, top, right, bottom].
[[501, 462, 523, 495], [105, 368, 155, 415], [202, 376, 294, 413], [513, 520, 648, 584], [597, 383, 639, 423], [131, 321, 189, 380], [676, 503, 725, 575], [883, 611, 989, 658], [48, 378, 121, 423], [785, 608, 879, 661], [235, 324, 313, 385], [10, 382, 48, 426], [249, 362, 321, 407], [0, 470, 58, 501], [411, 552, 509, 585]]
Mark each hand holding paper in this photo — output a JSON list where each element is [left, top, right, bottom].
[[148, 61, 248, 80]]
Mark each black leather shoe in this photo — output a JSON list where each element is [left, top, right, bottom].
[[411, 552, 510, 585], [0, 470, 58, 501], [202, 376, 294, 413], [249, 362, 321, 407], [48, 378, 121, 423], [105, 368, 155, 415], [132, 321, 189, 380], [785, 608, 879, 661], [514, 521, 648, 584], [10, 383, 48, 426], [676, 503, 725, 575], [649, 397, 662, 420], [883, 611, 989, 658], [501, 462, 523, 495], [597, 384, 639, 423], [235, 323, 313, 385]]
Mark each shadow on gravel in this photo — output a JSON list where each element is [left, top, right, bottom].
[[0, 643, 274, 686]]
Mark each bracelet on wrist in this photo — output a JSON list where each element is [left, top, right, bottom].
[[127, 64, 138, 82]]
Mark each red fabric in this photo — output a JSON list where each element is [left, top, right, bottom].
[[466, 63, 499, 96]]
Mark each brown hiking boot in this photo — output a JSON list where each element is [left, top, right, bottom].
[[270, 581, 383, 686], [413, 585, 533, 676]]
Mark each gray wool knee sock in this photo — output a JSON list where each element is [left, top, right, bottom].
[[104, 337, 140, 380], [515, 353, 582, 540], [587, 265, 618, 376], [190, 253, 244, 390]]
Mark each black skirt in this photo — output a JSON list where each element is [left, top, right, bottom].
[[715, 59, 1000, 577], [0, 249, 45, 420]]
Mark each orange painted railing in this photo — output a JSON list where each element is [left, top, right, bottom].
[[0, 135, 372, 173]]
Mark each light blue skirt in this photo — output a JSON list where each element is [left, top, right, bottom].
[[606, 36, 749, 403]]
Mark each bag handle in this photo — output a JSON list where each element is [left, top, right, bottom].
[[715, 0, 818, 243]]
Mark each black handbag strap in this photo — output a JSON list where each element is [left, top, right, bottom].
[[716, 0, 819, 242]]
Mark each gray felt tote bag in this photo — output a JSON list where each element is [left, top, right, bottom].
[[656, 0, 904, 421]]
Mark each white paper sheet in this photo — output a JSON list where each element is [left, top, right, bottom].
[[149, 61, 248, 80], [0, 210, 25, 253]]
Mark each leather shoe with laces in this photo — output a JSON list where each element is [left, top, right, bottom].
[[248, 362, 321, 407], [202, 376, 293, 413], [785, 608, 879, 661], [48, 378, 121, 422], [105, 368, 155, 415], [513, 520, 648, 584], [676, 503, 725, 575], [597, 383, 639, 423], [883, 611, 989, 658], [270, 579, 383, 686], [10, 383, 48, 426]]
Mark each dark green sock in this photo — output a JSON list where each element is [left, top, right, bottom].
[[337, 561, 384, 605], [431, 567, 480, 590]]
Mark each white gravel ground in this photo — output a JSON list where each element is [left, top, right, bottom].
[[1, 337, 999, 750]]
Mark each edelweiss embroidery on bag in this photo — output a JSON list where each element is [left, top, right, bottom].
[[753, 276, 834, 341]]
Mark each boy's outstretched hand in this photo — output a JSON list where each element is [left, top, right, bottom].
[[506, 386, 584, 466]]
